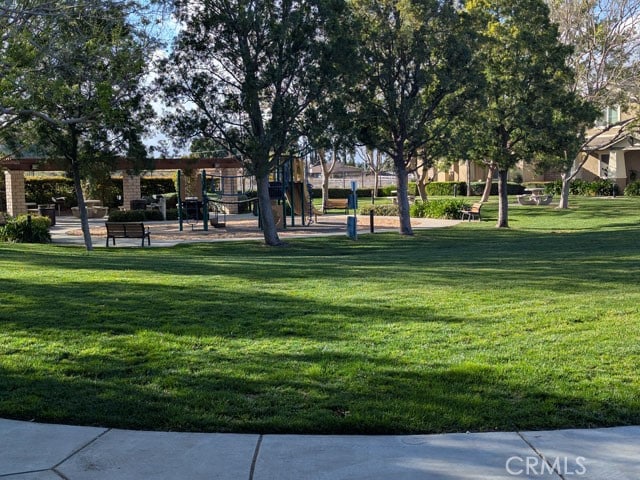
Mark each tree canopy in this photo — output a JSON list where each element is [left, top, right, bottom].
[[465, 0, 595, 227], [1, 0, 156, 250], [160, 0, 353, 246], [350, 0, 477, 235]]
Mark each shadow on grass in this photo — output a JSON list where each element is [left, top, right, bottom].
[[1, 350, 637, 434], [2, 200, 640, 433]]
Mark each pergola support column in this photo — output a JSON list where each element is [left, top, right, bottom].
[[4, 170, 27, 216], [122, 174, 142, 210]]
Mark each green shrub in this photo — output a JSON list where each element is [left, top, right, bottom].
[[425, 182, 467, 196], [624, 181, 640, 196], [0, 214, 51, 243], [145, 210, 165, 221], [410, 199, 469, 219], [359, 204, 399, 216], [165, 208, 179, 221], [592, 178, 619, 196], [537, 179, 620, 197], [141, 178, 176, 197], [468, 182, 525, 196], [107, 210, 146, 222]]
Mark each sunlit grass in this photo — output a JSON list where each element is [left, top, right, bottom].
[[0, 197, 639, 433]]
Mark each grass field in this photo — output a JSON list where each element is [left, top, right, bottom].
[[1, 197, 639, 434]]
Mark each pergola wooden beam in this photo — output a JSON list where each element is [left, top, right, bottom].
[[0, 156, 243, 171]]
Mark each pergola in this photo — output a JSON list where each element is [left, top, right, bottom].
[[1, 156, 243, 216]]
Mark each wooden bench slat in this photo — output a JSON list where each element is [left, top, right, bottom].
[[323, 199, 349, 214], [460, 203, 483, 222]]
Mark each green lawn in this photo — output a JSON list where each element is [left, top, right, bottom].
[[1, 197, 639, 434]]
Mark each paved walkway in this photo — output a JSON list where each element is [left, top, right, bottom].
[[48, 214, 462, 247], [1, 418, 639, 479]]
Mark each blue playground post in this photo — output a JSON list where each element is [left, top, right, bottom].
[[177, 170, 183, 232], [202, 169, 209, 232], [347, 181, 358, 240]]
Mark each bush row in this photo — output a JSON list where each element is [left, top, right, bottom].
[[359, 198, 470, 220], [544, 179, 621, 196], [0, 214, 51, 243], [107, 209, 181, 222], [358, 204, 400, 216], [410, 199, 470, 219], [25, 178, 77, 208]]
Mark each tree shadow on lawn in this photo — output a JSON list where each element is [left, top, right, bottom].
[[3, 245, 639, 432], [0, 275, 481, 340], [0, 350, 637, 434], [3, 224, 640, 286]]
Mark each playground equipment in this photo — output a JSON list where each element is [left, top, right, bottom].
[[279, 157, 322, 227], [176, 158, 320, 232]]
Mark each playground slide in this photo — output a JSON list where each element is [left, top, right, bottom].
[[286, 183, 322, 217]]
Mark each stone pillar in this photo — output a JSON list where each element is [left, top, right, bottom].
[[4, 170, 27, 216], [123, 174, 142, 210]]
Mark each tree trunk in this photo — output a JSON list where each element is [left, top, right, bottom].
[[480, 163, 496, 203], [417, 181, 428, 202], [256, 173, 284, 246], [416, 159, 429, 202], [465, 159, 471, 197], [71, 159, 93, 251], [68, 127, 92, 251], [496, 169, 509, 228], [558, 172, 571, 209], [320, 148, 337, 207], [395, 160, 413, 235], [416, 161, 429, 202], [373, 170, 380, 199]]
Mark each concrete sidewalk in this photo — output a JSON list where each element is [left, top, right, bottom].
[[1, 419, 638, 479]]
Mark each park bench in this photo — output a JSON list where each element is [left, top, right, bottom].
[[105, 222, 151, 247], [323, 198, 349, 214], [460, 203, 483, 221]]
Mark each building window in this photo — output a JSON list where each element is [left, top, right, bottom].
[[596, 106, 620, 127]]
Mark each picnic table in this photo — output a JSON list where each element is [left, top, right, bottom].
[[518, 188, 552, 205]]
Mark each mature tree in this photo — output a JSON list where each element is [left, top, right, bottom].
[[0, 0, 155, 250], [465, 0, 595, 227], [351, 0, 477, 235], [546, 0, 640, 208], [361, 147, 390, 199], [317, 149, 338, 206], [160, 0, 352, 246]]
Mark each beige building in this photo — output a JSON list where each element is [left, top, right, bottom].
[[429, 105, 639, 188], [575, 106, 640, 189]]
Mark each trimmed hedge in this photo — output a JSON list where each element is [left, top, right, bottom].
[[25, 178, 76, 208], [0, 214, 51, 243], [23, 176, 177, 210], [545, 179, 620, 196], [107, 209, 164, 222], [425, 182, 466, 196], [468, 182, 526, 196], [359, 204, 399, 216], [141, 178, 176, 197]]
